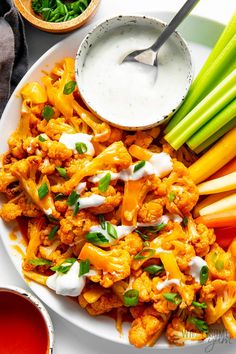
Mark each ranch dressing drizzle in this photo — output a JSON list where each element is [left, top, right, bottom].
[[80, 24, 189, 127], [88, 152, 172, 183], [188, 256, 207, 283], [59, 133, 95, 156], [89, 224, 135, 244]]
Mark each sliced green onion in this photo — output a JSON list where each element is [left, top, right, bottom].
[[38, 182, 49, 199], [63, 81, 76, 95], [145, 223, 166, 233], [192, 301, 207, 309], [188, 316, 209, 333], [86, 232, 109, 245], [200, 265, 209, 285], [47, 215, 59, 224], [135, 229, 149, 241], [48, 225, 59, 240], [42, 105, 54, 121], [143, 241, 150, 247], [168, 192, 176, 203], [75, 142, 88, 154], [134, 248, 155, 260], [106, 222, 118, 239], [29, 258, 52, 266], [124, 289, 139, 307], [73, 202, 80, 216], [67, 190, 79, 206], [38, 135, 47, 142], [183, 217, 188, 226], [144, 264, 164, 275], [98, 172, 111, 193], [54, 193, 65, 201], [98, 214, 106, 230], [133, 160, 146, 173], [56, 167, 68, 179], [51, 258, 77, 274], [79, 259, 90, 277], [163, 292, 182, 305]]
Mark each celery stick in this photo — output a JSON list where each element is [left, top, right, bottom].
[[165, 14, 236, 134], [164, 69, 236, 150], [194, 117, 236, 154], [187, 99, 236, 150]]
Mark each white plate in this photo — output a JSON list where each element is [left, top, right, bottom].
[[0, 11, 226, 348]]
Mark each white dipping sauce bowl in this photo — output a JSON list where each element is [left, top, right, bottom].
[[75, 15, 193, 130]]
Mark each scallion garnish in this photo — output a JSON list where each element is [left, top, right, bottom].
[[145, 223, 166, 233], [75, 142, 88, 154], [106, 222, 118, 239], [192, 301, 207, 309], [163, 292, 182, 305], [183, 216, 188, 226], [67, 190, 79, 206], [124, 289, 139, 307], [144, 264, 164, 275], [63, 81, 76, 95], [73, 202, 80, 216], [188, 317, 209, 333], [42, 105, 54, 121], [98, 214, 106, 230], [54, 193, 65, 201], [135, 229, 149, 241], [98, 172, 111, 192], [38, 134, 47, 142], [51, 258, 77, 274], [79, 259, 90, 277], [134, 248, 155, 260], [38, 182, 49, 199], [200, 265, 209, 285], [56, 167, 68, 179], [29, 258, 52, 266], [168, 192, 176, 203], [86, 232, 109, 245], [133, 160, 145, 173], [48, 225, 59, 240]]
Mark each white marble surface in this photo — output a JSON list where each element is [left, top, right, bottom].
[[1, 0, 236, 353]]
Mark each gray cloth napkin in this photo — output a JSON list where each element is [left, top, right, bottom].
[[0, 0, 28, 117]]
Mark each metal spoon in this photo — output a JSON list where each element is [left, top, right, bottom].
[[122, 0, 200, 67]]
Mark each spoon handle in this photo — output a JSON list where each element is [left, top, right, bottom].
[[151, 0, 200, 53]]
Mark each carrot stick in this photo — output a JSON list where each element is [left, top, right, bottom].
[[195, 210, 236, 227], [209, 157, 236, 180]]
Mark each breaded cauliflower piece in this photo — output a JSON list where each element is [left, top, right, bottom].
[[0, 194, 41, 221], [0, 202, 22, 222], [88, 185, 122, 214], [37, 117, 75, 140], [187, 217, 216, 257], [79, 291, 122, 316], [133, 272, 153, 302], [205, 243, 235, 281], [114, 233, 143, 256], [58, 209, 97, 245], [0, 170, 17, 193], [137, 198, 165, 224], [166, 317, 207, 346], [165, 160, 199, 215], [129, 312, 168, 348], [79, 243, 131, 287], [125, 127, 160, 149]]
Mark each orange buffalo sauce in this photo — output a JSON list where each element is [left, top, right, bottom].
[[0, 291, 49, 354]]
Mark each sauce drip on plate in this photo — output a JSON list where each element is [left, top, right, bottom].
[[0, 291, 49, 354]]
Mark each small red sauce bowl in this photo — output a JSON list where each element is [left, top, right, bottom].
[[0, 285, 54, 354]]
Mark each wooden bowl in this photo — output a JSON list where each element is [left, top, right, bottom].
[[14, 0, 100, 33]]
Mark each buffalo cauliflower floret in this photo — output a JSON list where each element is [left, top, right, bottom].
[[166, 317, 207, 346], [165, 160, 199, 215], [187, 217, 216, 257], [125, 127, 160, 148], [137, 198, 165, 224], [114, 233, 143, 256], [200, 280, 236, 324], [88, 185, 122, 214], [132, 272, 153, 302], [0, 170, 17, 193], [79, 291, 122, 316], [0, 193, 41, 221], [79, 243, 131, 287], [37, 118, 75, 140], [58, 209, 97, 245], [129, 312, 168, 348], [205, 243, 235, 281], [0, 202, 22, 221]]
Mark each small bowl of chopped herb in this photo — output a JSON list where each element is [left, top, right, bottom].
[[14, 0, 100, 33]]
